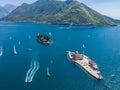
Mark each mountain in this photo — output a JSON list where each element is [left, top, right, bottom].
[[4, 4, 16, 13], [0, 6, 8, 18], [104, 16, 120, 24], [0, 4, 16, 18], [2, 0, 117, 26]]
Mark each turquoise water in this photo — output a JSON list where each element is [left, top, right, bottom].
[[0, 22, 120, 90]]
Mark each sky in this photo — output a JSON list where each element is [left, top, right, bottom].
[[0, 0, 37, 6], [0, 0, 120, 19], [79, 0, 120, 19]]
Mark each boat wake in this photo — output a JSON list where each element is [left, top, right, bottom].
[[0, 47, 3, 56], [25, 60, 39, 83]]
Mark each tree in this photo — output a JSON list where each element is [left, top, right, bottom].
[[66, 0, 74, 4]]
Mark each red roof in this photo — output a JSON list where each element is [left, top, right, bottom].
[[75, 54, 81, 57]]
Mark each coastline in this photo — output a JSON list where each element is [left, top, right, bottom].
[[0, 20, 118, 26]]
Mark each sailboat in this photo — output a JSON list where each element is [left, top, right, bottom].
[[9, 36, 12, 40], [83, 44, 85, 48], [28, 35, 31, 39], [18, 41, 21, 45], [50, 60, 53, 64], [47, 67, 50, 77], [0, 47, 3, 56], [76, 51, 79, 54], [13, 45, 17, 55], [49, 32, 52, 37]]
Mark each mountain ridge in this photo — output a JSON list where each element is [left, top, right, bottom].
[[1, 0, 118, 26], [0, 4, 16, 18]]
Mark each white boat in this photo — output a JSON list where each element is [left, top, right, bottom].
[[47, 67, 50, 77], [0, 47, 3, 56], [88, 35, 91, 38], [67, 51, 103, 80], [27, 48, 32, 51], [83, 44, 85, 48], [13, 45, 17, 55], [18, 41, 21, 45], [49, 32, 52, 37], [9, 36, 12, 40], [50, 60, 53, 64], [111, 74, 115, 77], [28, 35, 31, 39]]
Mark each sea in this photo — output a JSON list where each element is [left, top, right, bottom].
[[0, 22, 120, 90]]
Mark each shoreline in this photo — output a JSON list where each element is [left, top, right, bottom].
[[0, 21, 118, 27]]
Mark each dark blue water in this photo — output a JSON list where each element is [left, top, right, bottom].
[[0, 22, 120, 90]]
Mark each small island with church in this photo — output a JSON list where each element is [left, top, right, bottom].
[[37, 33, 53, 44]]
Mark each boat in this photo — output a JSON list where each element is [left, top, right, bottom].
[[69, 23, 95, 29], [83, 44, 85, 48], [13, 45, 17, 55], [0, 47, 3, 56], [18, 41, 21, 45], [111, 74, 115, 77], [27, 48, 32, 51], [28, 35, 31, 39], [49, 32, 52, 37], [50, 60, 53, 64], [9, 36, 12, 40], [37, 33, 53, 44], [67, 51, 103, 80], [47, 67, 50, 77]]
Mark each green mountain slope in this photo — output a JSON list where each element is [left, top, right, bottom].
[[2, 0, 117, 26]]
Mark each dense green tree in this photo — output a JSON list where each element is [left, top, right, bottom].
[[66, 0, 74, 4]]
